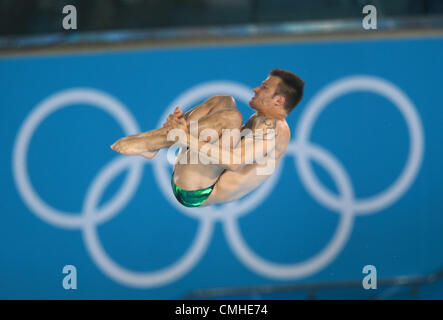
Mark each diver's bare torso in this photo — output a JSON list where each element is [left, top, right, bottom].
[[173, 111, 291, 205], [203, 114, 290, 205]]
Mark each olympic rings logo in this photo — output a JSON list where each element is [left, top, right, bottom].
[[12, 76, 424, 288]]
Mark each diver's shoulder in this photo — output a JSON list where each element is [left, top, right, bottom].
[[275, 118, 289, 131], [276, 119, 291, 141]]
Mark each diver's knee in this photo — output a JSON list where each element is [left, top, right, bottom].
[[207, 95, 236, 109], [221, 95, 236, 108]]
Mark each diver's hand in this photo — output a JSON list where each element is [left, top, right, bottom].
[[169, 116, 188, 134], [163, 106, 184, 127]]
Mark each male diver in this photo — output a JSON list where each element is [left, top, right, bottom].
[[111, 68, 304, 207]]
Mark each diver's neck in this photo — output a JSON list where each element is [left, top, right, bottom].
[[257, 110, 286, 121]]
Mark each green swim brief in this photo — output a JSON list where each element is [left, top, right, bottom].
[[171, 172, 215, 208]]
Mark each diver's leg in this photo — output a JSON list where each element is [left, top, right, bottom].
[[111, 95, 240, 156]]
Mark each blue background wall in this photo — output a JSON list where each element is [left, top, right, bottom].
[[0, 36, 442, 299]]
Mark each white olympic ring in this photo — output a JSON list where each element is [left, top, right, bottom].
[[12, 76, 424, 288], [12, 89, 143, 229], [294, 76, 424, 215]]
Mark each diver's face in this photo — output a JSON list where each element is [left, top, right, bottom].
[[249, 76, 281, 111]]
